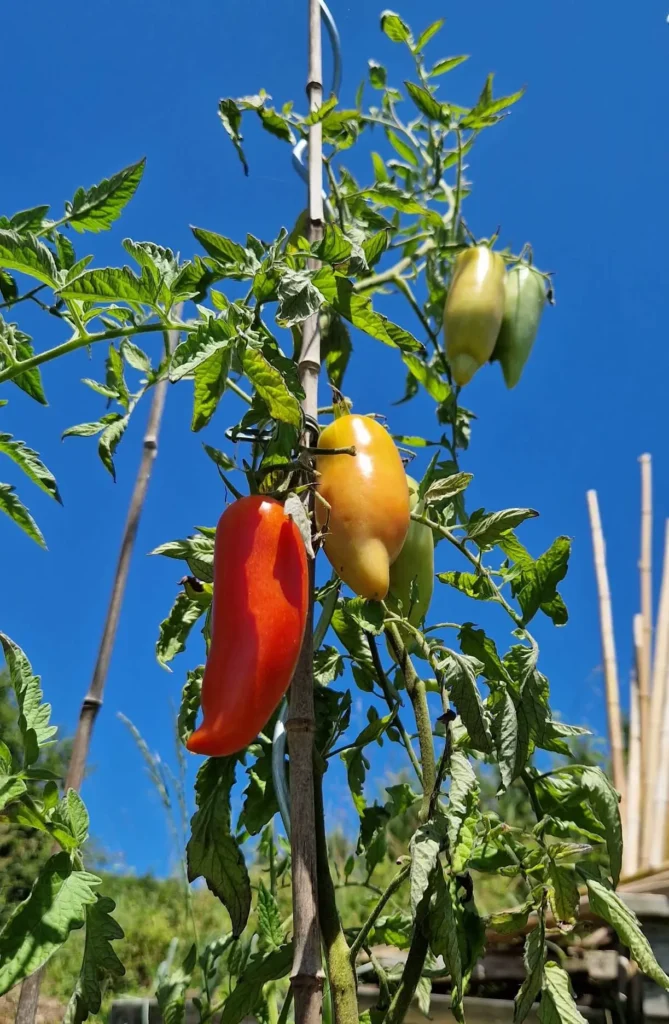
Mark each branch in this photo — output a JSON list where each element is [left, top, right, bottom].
[[349, 862, 410, 965], [366, 633, 423, 786]]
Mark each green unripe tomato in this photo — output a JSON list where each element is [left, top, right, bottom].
[[387, 475, 434, 657], [493, 264, 547, 389], [444, 246, 506, 386]]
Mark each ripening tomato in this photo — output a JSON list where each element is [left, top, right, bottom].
[[444, 246, 506, 386], [187, 496, 309, 758], [315, 414, 409, 601]]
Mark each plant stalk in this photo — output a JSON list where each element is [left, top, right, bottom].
[[285, 5, 325, 1024]]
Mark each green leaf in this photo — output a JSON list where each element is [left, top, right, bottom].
[[330, 277, 422, 353], [402, 354, 450, 402], [345, 598, 385, 635], [192, 347, 232, 432], [429, 869, 464, 1022], [424, 472, 472, 503], [0, 433, 61, 503], [539, 962, 587, 1024], [257, 881, 283, 951], [155, 944, 194, 1024], [437, 571, 496, 602], [240, 734, 279, 835], [488, 901, 533, 935], [0, 632, 56, 760], [220, 945, 292, 1024], [503, 536, 572, 627], [170, 317, 234, 381], [9, 206, 49, 233], [0, 321, 47, 404], [98, 414, 130, 481], [492, 691, 519, 789], [64, 895, 125, 1024], [58, 266, 158, 305], [514, 920, 545, 1024], [0, 230, 57, 286], [462, 80, 526, 130], [360, 182, 428, 214], [431, 56, 469, 77], [547, 861, 579, 929], [447, 752, 480, 872], [405, 81, 446, 122], [577, 767, 622, 886], [156, 589, 210, 669], [385, 130, 419, 166], [242, 345, 302, 428], [120, 338, 151, 373], [0, 483, 45, 547], [0, 775, 27, 812], [187, 757, 251, 936], [64, 159, 145, 234], [467, 508, 539, 547], [219, 99, 249, 175], [152, 535, 215, 583], [439, 650, 492, 752], [257, 106, 294, 143], [191, 227, 247, 265], [322, 314, 352, 388], [414, 19, 444, 52], [380, 10, 411, 43], [362, 230, 389, 268], [178, 667, 203, 746], [203, 444, 236, 475], [0, 852, 99, 996], [66, 789, 90, 846], [276, 269, 324, 326], [410, 819, 443, 916], [584, 878, 669, 988], [368, 61, 387, 89]]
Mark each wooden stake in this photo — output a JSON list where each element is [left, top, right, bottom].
[[286, 4, 324, 1024], [639, 454, 653, 850], [624, 620, 642, 877], [586, 489, 626, 809], [651, 653, 669, 866], [643, 519, 669, 866], [14, 313, 183, 1024]]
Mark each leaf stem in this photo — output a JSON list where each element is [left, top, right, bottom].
[[366, 633, 423, 786], [226, 377, 253, 404], [349, 862, 410, 965]]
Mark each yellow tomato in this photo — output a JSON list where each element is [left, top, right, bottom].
[[444, 246, 506, 386], [315, 415, 410, 600]]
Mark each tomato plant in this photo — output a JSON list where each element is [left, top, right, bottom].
[[0, 8, 666, 1024]]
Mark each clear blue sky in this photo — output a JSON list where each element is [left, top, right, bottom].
[[2, 1, 668, 876]]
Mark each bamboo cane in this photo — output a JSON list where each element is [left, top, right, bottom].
[[643, 519, 669, 866], [14, 314, 182, 1024], [623, 620, 642, 876], [285, 4, 325, 1023], [638, 454, 653, 860], [586, 490, 626, 809]]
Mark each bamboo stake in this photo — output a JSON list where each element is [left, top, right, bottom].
[[586, 490, 626, 809], [639, 454, 653, 856], [285, 4, 324, 1024], [623, 621, 642, 877], [14, 314, 182, 1024], [643, 519, 669, 866], [651, 654, 669, 865]]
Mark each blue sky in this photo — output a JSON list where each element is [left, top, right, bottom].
[[2, 1, 668, 876]]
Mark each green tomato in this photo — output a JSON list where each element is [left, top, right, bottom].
[[444, 246, 507, 386], [494, 264, 546, 389], [387, 475, 434, 656]]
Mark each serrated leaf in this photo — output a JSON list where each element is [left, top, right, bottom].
[[414, 19, 444, 52], [488, 901, 533, 935], [151, 536, 215, 582], [503, 536, 572, 627], [425, 472, 472, 503], [0, 852, 99, 996], [202, 444, 236, 474], [437, 571, 496, 602], [368, 61, 387, 89], [192, 347, 231, 432], [447, 752, 480, 872], [492, 691, 519, 789], [257, 881, 283, 951], [242, 346, 301, 428], [584, 878, 669, 988], [64, 159, 145, 234], [191, 227, 247, 265], [410, 819, 444, 916], [66, 790, 90, 846], [120, 338, 151, 372], [220, 945, 292, 1024], [178, 667, 203, 746], [345, 597, 385, 635], [322, 314, 352, 388], [385, 129, 419, 166], [156, 589, 210, 669], [0, 483, 45, 547], [429, 869, 464, 1022], [514, 920, 545, 1024], [283, 492, 313, 558], [98, 415, 129, 480], [58, 266, 158, 305], [64, 895, 125, 1024], [467, 508, 538, 547], [402, 353, 450, 402], [170, 318, 234, 382], [380, 10, 411, 43], [405, 81, 446, 122], [362, 230, 389, 267], [276, 269, 324, 327], [0, 321, 47, 404], [439, 650, 492, 753], [0, 632, 56, 760], [9, 206, 49, 233], [547, 861, 579, 929], [331, 277, 422, 353], [360, 182, 428, 215], [0, 433, 61, 502], [187, 757, 251, 936], [0, 230, 57, 285], [0, 775, 27, 811], [219, 99, 249, 175], [539, 962, 587, 1024]]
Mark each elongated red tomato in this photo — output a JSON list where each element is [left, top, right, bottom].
[[187, 496, 309, 757]]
